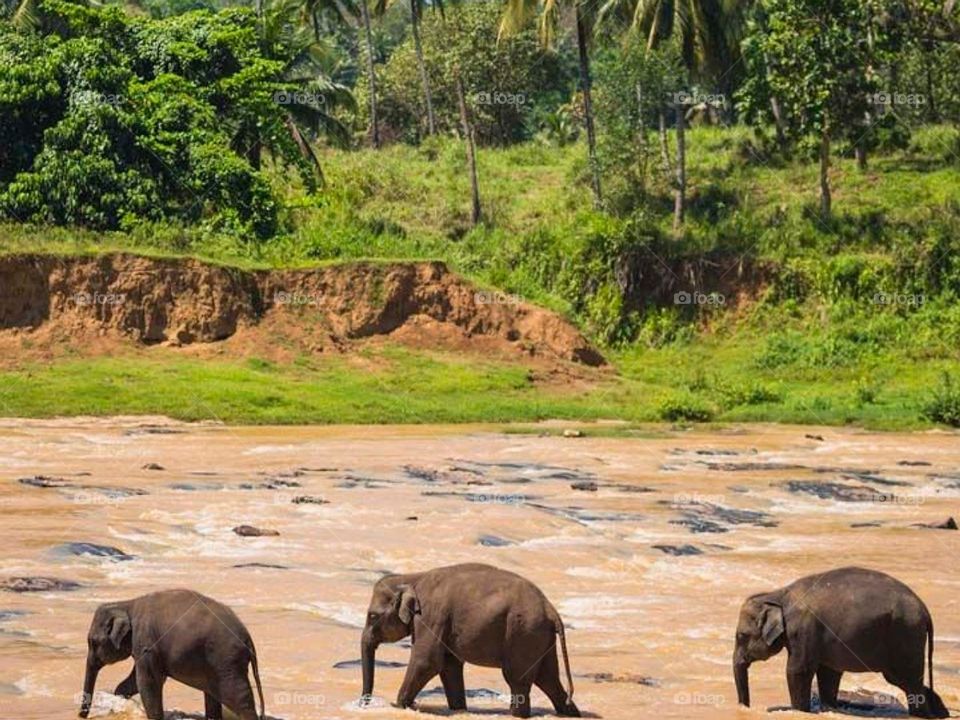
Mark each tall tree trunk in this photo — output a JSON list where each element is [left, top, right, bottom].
[[770, 95, 786, 148], [360, 0, 380, 148], [455, 71, 481, 226], [673, 103, 686, 231], [819, 121, 831, 221], [575, 2, 601, 207], [658, 108, 672, 175], [635, 82, 646, 147], [255, 0, 262, 16], [312, 7, 321, 40], [410, 1, 436, 136]]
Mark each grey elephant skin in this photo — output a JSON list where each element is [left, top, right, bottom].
[[733, 566, 949, 717], [360, 562, 580, 718], [78, 588, 265, 720]]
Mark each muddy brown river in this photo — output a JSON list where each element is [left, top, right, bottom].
[[0, 420, 958, 720]]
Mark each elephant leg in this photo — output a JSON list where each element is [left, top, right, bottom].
[[785, 660, 814, 712], [534, 648, 579, 717], [439, 655, 467, 711], [396, 638, 442, 710], [218, 674, 258, 720], [204, 691, 223, 720], [502, 661, 532, 719], [134, 658, 165, 720], [114, 668, 138, 699], [816, 666, 842, 708]]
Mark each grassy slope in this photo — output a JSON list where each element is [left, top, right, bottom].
[[2, 127, 960, 427]]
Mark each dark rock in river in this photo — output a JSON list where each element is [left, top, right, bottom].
[[19, 475, 148, 498], [18, 475, 69, 488], [700, 461, 807, 472], [653, 544, 703, 556], [839, 472, 911, 487], [579, 672, 659, 686], [292, 495, 329, 505], [571, 481, 599, 492], [233, 562, 289, 569], [1, 577, 82, 593], [897, 460, 932, 467], [170, 482, 225, 491], [911, 517, 958, 530], [141, 463, 164, 471], [233, 525, 280, 537], [781, 480, 894, 503], [667, 501, 778, 534], [851, 521, 885, 528], [420, 686, 503, 699], [333, 658, 407, 670], [478, 534, 515, 547], [54, 543, 135, 561], [805, 434, 824, 442]]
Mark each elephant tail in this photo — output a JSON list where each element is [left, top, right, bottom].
[[927, 617, 935, 691], [550, 605, 575, 704], [249, 642, 266, 720]]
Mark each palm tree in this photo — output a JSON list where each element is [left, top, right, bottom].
[[248, 0, 356, 184], [375, 0, 441, 137], [500, 0, 603, 207], [358, 0, 381, 147], [600, 0, 748, 229]]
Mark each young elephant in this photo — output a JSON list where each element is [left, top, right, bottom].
[[78, 589, 265, 720], [360, 563, 580, 718], [733, 566, 949, 718]]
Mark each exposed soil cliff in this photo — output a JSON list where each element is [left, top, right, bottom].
[[0, 254, 605, 367]]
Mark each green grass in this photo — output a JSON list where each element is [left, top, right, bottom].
[[0, 342, 949, 428]]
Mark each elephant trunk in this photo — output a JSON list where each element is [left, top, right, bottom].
[[361, 628, 378, 703], [734, 658, 751, 707], [79, 653, 100, 718]]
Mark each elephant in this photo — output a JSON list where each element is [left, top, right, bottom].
[[78, 588, 265, 720], [733, 566, 949, 718], [359, 562, 580, 718]]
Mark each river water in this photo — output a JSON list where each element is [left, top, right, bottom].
[[0, 420, 957, 720]]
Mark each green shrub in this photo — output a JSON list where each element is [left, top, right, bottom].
[[921, 373, 960, 427], [657, 393, 715, 422]]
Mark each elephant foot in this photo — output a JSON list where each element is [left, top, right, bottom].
[[560, 701, 581, 717]]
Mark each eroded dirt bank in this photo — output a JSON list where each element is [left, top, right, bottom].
[[0, 254, 604, 366], [0, 420, 958, 719]]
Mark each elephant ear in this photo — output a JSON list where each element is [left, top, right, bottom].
[[759, 602, 784, 646], [107, 609, 131, 650], [395, 586, 420, 625]]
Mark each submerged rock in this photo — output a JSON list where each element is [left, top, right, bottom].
[[1, 577, 82, 593], [233, 562, 289, 570], [477, 534, 515, 547], [653, 544, 703, 556], [781, 480, 893, 503], [291, 495, 329, 505], [911, 517, 958, 530], [19, 475, 148, 498], [141, 463, 164, 471], [667, 501, 778, 534], [897, 460, 932, 467], [579, 672, 659, 686], [571, 481, 599, 492], [53, 542, 135, 561], [333, 658, 407, 670], [232, 525, 280, 537]]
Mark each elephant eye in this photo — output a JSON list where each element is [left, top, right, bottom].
[[368, 612, 378, 621]]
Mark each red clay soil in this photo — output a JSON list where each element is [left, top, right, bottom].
[[0, 254, 605, 368]]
